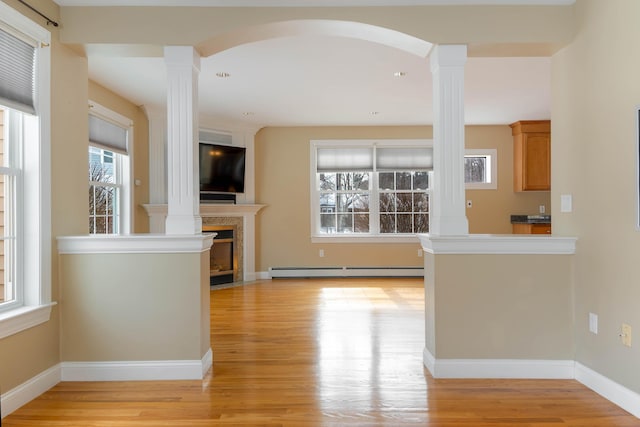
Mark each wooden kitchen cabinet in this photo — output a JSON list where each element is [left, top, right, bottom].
[[510, 120, 550, 191]]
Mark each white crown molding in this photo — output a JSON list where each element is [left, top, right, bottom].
[[418, 233, 577, 254], [57, 234, 214, 254]]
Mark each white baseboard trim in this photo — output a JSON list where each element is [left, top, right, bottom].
[[575, 362, 640, 418], [423, 354, 639, 418], [424, 353, 574, 379], [61, 349, 213, 382], [202, 348, 213, 377], [269, 266, 423, 279], [255, 271, 271, 280], [423, 348, 435, 375], [1, 364, 61, 419]]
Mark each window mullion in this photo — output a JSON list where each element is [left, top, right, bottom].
[[371, 171, 380, 235]]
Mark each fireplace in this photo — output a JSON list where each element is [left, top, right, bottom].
[[203, 221, 241, 285], [143, 203, 266, 281]]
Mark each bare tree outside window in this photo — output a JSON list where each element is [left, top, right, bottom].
[[89, 147, 119, 234], [379, 171, 429, 234], [465, 156, 487, 183], [319, 172, 370, 234]]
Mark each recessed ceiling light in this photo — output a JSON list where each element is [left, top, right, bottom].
[[371, 111, 380, 115], [216, 72, 230, 78], [393, 71, 407, 77]]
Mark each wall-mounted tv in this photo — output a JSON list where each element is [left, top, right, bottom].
[[199, 143, 246, 194]]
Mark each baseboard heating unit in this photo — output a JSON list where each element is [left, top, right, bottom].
[[269, 266, 423, 279]]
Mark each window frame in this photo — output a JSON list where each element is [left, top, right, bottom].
[[310, 139, 432, 243], [88, 101, 133, 235], [464, 148, 498, 190], [0, 2, 53, 338]]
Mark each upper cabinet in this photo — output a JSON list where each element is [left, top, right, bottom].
[[510, 120, 550, 192]]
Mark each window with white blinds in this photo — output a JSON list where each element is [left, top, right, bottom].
[[311, 140, 432, 240], [0, 24, 37, 115], [0, 1, 52, 337], [88, 103, 132, 235], [89, 114, 128, 155]]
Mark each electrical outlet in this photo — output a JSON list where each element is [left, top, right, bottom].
[[319, 249, 325, 258], [539, 205, 546, 214], [621, 324, 632, 347], [417, 249, 423, 257]]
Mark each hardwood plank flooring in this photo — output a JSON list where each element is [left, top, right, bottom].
[[3, 278, 638, 426]]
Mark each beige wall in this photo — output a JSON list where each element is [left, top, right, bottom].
[[60, 252, 209, 361], [88, 81, 150, 233], [0, 0, 65, 393], [255, 125, 550, 271], [465, 126, 551, 234], [552, 0, 640, 393], [58, 5, 574, 57], [425, 252, 574, 360], [0, 0, 152, 394]]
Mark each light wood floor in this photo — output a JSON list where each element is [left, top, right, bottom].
[[3, 278, 638, 426]]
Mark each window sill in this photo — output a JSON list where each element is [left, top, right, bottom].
[[311, 234, 421, 244], [0, 302, 57, 340]]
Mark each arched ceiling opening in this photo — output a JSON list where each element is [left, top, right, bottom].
[[86, 18, 550, 127]]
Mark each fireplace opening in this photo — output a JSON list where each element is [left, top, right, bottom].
[[203, 225, 238, 286]]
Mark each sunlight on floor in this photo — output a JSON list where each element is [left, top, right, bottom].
[[316, 284, 426, 418], [318, 286, 424, 310]]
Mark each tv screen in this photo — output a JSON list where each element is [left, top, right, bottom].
[[199, 143, 246, 193]]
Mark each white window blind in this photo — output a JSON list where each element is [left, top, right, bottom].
[[317, 147, 374, 172], [376, 147, 433, 171], [0, 25, 36, 114], [89, 114, 128, 155]]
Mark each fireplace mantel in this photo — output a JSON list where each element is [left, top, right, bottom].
[[143, 203, 265, 217], [142, 203, 266, 281]]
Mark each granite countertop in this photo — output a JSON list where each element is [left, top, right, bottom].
[[510, 214, 551, 224]]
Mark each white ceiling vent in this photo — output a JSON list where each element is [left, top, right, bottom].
[[199, 129, 233, 145]]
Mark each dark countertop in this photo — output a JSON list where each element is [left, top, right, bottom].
[[510, 215, 551, 224]]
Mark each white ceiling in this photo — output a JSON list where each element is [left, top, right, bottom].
[[59, 0, 556, 128]]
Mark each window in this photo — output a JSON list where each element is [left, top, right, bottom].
[[0, 108, 19, 308], [0, 2, 52, 338], [88, 103, 132, 234], [312, 140, 432, 242], [464, 149, 497, 190]]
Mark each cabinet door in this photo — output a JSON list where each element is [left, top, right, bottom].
[[522, 133, 550, 191], [531, 224, 551, 234]]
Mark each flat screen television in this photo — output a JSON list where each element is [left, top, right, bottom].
[[199, 143, 246, 193]]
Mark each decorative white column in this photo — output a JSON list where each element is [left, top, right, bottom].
[[429, 44, 469, 236], [164, 46, 202, 235]]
